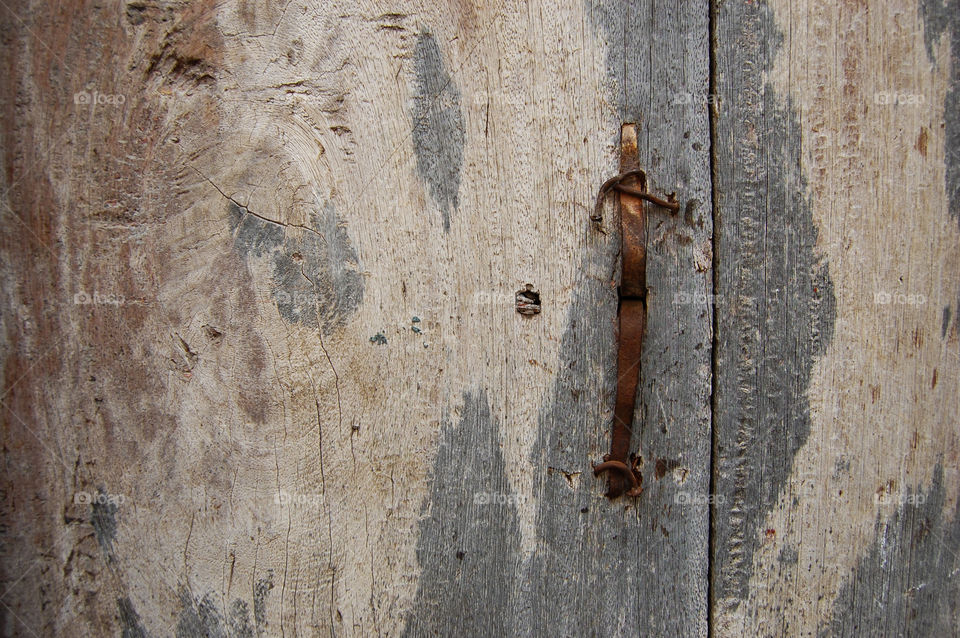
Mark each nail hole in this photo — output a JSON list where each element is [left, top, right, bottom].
[[515, 284, 541, 315]]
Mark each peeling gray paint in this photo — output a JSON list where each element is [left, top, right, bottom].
[[90, 487, 119, 559], [918, 0, 960, 223], [403, 391, 521, 636], [587, 0, 650, 124], [117, 597, 147, 638], [228, 202, 363, 332], [176, 590, 226, 638], [778, 545, 799, 565], [583, 1, 714, 634], [228, 599, 254, 638], [228, 202, 284, 259], [411, 31, 464, 232], [516, 244, 642, 636], [253, 572, 273, 632], [822, 463, 960, 637], [711, 0, 836, 612], [174, 587, 259, 638]]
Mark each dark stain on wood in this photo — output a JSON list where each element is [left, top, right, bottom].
[[777, 545, 799, 565], [176, 587, 258, 638], [90, 488, 118, 559], [202, 251, 273, 426], [712, 0, 837, 613], [404, 391, 521, 636], [228, 202, 364, 333], [228, 202, 285, 257], [916, 127, 929, 157], [824, 463, 960, 637], [411, 31, 464, 232], [141, 0, 220, 88], [919, 0, 960, 222], [175, 589, 225, 638], [117, 597, 148, 638], [253, 572, 274, 632], [0, 1, 266, 634], [655, 457, 681, 480]]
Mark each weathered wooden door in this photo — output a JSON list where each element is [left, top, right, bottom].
[[1, 0, 957, 636]]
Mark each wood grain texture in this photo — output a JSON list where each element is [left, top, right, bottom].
[[588, 1, 715, 636], [9, 0, 954, 636], [0, 0, 711, 636], [711, 0, 960, 635]]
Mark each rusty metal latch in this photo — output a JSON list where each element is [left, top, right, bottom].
[[592, 123, 679, 499]]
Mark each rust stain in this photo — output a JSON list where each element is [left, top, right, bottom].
[[0, 1, 229, 629], [654, 457, 681, 480], [916, 127, 928, 157]]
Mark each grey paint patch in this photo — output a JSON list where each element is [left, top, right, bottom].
[[176, 589, 226, 638], [918, 0, 960, 223], [403, 391, 521, 636], [117, 597, 147, 638], [90, 487, 118, 558], [253, 572, 273, 632], [833, 456, 852, 480], [587, 1, 650, 123], [174, 588, 258, 638], [411, 31, 464, 232], [822, 463, 960, 637], [228, 202, 284, 259], [228, 202, 363, 332], [228, 600, 254, 638], [516, 249, 642, 636], [778, 545, 799, 565], [711, 0, 836, 612]]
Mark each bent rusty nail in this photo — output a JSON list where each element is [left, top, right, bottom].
[[591, 169, 647, 223], [611, 184, 680, 212], [592, 170, 678, 223], [592, 459, 643, 497]]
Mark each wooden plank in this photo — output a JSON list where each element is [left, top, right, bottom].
[[401, 0, 715, 635], [0, 1, 712, 636], [711, 0, 960, 635], [581, 2, 715, 636]]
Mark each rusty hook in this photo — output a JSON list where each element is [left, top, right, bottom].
[[592, 169, 679, 224], [591, 124, 679, 500]]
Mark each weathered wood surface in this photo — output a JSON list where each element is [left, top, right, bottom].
[[0, 0, 711, 636], [1, 0, 957, 636], [712, 0, 960, 635]]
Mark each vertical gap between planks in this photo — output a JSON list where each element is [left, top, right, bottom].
[[706, 0, 720, 636]]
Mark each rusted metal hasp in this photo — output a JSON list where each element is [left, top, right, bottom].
[[592, 123, 678, 499]]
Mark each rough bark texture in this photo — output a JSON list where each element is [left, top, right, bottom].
[[0, 0, 955, 637]]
